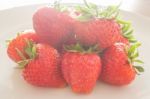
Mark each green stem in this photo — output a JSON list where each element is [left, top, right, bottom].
[[83, 0, 90, 8], [17, 59, 31, 68]]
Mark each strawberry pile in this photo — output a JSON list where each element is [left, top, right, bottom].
[[7, 1, 144, 94]]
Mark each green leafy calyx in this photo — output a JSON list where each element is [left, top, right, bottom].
[[126, 42, 144, 74], [24, 39, 37, 59], [75, 0, 137, 44], [117, 19, 137, 43], [16, 39, 37, 68], [64, 43, 100, 54], [74, 0, 120, 21]]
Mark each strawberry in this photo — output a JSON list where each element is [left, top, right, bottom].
[[73, 3, 122, 49], [96, 19, 122, 49], [73, 1, 137, 50], [33, 6, 74, 48], [61, 44, 101, 93], [100, 43, 144, 85], [7, 30, 39, 62], [19, 42, 67, 87]]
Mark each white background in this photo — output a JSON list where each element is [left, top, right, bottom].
[[0, 0, 150, 18]]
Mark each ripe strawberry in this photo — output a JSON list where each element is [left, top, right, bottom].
[[73, 20, 98, 46], [100, 43, 144, 85], [96, 19, 122, 49], [20, 42, 66, 87], [61, 44, 101, 93], [33, 6, 74, 48], [74, 19, 122, 49], [7, 30, 39, 62], [73, 1, 135, 50]]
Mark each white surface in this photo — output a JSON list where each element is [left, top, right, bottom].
[[0, 4, 150, 99]]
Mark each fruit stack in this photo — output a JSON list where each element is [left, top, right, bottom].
[[7, 1, 144, 94]]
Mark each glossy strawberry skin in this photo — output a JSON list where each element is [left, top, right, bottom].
[[101, 43, 136, 86], [73, 20, 98, 46], [74, 19, 122, 49], [96, 19, 122, 49], [33, 7, 74, 48], [61, 52, 101, 93], [7, 31, 39, 62], [23, 44, 67, 87]]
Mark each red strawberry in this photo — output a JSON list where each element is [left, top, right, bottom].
[[7, 30, 39, 62], [96, 19, 122, 49], [73, 20, 98, 46], [33, 6, 74, 48], [72, 2, 129, 49], [101, 43, 144, 85], [61, 44, 101, 93], [21, 43, 66, 87], [74, 19, 122, 49]]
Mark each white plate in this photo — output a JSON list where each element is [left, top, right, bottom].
[[0, 4, 150, 99]]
